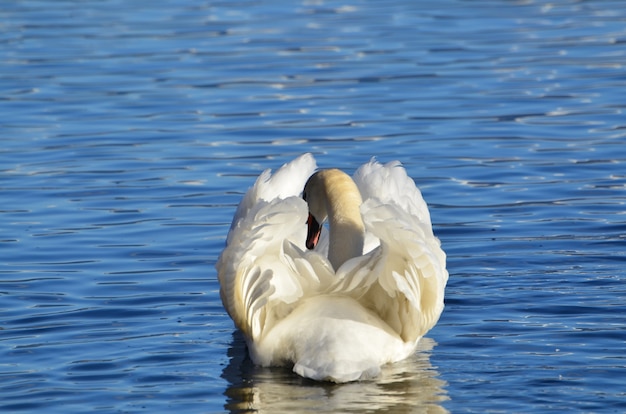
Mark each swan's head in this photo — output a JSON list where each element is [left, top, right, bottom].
[[302, 169, 364, 253], [302, 171, 328, 250]]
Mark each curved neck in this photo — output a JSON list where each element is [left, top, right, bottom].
[[320, 170, 365, 270]]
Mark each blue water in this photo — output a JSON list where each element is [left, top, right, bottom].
[[1, 0, 625, 412]]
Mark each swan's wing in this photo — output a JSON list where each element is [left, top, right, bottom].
[[353, 158, 434, 232], [362, 199, 447, 342], [217, 154, 333, 341], [332, 159, 448, 344], [228, 153, 317, 241]]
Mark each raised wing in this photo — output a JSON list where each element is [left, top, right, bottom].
[[332, 159, 448, 344], [353, 158, 433, 231], [217, 154, 326, 341], [229, 153, 317, 239]]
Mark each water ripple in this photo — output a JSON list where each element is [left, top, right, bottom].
[[1, 0, 626, 412]]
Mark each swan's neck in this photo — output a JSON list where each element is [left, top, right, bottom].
[[322, 171, 365, 270]]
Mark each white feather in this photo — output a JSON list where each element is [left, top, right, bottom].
[[217, 154, 448, 382]]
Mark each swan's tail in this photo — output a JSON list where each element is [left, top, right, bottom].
[[251, 296, 415, 383]]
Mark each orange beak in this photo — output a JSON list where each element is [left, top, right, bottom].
[[306, 213, 321, 250]]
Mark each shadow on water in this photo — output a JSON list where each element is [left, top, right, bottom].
[[221, 331, 449, 413]]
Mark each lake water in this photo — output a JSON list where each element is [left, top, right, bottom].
[[1, 0, 625, 412]]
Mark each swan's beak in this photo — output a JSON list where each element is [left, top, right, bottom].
[[306, 213, 322, 250]]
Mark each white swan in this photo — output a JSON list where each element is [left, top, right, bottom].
[[217, 153, 448, 382]]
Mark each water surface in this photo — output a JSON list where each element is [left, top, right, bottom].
[[1, 0, 625, 412]]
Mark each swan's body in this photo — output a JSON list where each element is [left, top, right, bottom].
[[217, 154, 448, 382]]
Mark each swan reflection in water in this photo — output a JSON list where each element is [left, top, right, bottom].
[[222, 331, 449, 414]]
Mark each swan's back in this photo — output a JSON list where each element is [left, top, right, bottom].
[[217, 154, 448, 382]]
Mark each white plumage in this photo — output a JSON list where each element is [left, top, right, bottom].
[[217, 153, 448, 382]]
